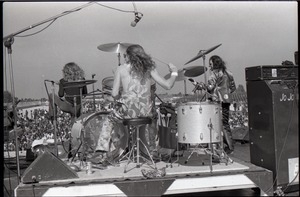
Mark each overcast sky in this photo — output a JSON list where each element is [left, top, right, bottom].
[[3, 1, 298, 99]]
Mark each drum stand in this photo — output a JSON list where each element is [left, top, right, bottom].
[[184, 118, 215, 172]]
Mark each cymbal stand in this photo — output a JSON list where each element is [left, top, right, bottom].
[[50, 81, 59, 157], [118, 53, 121, 66], [92, 74, 96, 112], [201, 53, 209, 101]]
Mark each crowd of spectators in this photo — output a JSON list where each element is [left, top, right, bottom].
[[4, 100, 249, 152]]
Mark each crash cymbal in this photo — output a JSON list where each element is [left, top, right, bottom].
[[97, 42, 134, 53], [164, 69, 186, 81], [64, 79, 97, 88], [183, 65, 207, 77], [184, 44, 222, 65]]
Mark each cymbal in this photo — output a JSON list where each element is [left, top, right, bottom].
[[64, 79, 97, 88], [164, 69, 186, 81], [97, 42, 134, 53], [184, 44, 222, 65], [183, 65, 207, 77]]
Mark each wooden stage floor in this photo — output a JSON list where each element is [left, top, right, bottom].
[[3, 142, 299, 196]]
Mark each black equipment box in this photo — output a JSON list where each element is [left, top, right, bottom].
[[246, 65, 299, 191], [245, 65, 298, 81]]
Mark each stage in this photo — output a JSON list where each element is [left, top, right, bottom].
[[13, 146, 275, 197]]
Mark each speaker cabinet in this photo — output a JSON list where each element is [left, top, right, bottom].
[[246, 77, 298, 189], [22, 149, 78, 183]]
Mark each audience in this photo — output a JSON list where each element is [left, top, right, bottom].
[[4, 101, 248, 151]]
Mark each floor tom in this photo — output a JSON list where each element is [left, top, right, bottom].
[[177, 102, 222, 144]]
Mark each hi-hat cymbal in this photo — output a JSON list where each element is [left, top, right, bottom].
[[164, 69, 186, 81], [97, 42, 134, 53], [183, 65, 207, 77], [184, 44, 222, 65]]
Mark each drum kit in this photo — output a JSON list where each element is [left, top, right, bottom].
[[162, 44, 233, 168], [43, 43, 232, 171]]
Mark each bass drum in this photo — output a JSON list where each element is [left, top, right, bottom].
[[177, 102, 222, 144], [71, 111, 128, 162]]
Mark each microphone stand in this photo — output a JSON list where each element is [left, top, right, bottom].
[[4, 37, 21, 184], [2, 2, 97, 183]]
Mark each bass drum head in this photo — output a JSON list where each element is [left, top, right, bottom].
[[71, 112, 128, 162]]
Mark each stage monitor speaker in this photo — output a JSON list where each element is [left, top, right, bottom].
[[246, 66, 298, 190], [21, 149, 78, 183]]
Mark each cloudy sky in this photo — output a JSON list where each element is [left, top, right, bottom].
[[3, 1, 298, 99]]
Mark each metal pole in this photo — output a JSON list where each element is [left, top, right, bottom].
[[92, 74, 96, 112], [202, 56, 208, 101], [3, 2, 96, 42], [5, 37, 21, 183], [51, 82, 58, 156]]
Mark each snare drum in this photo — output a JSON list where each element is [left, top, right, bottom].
[[177, 102, 222, 144], [71, 111, 128, 161]]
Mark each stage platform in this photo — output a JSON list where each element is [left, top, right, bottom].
[[14, 149, 274, 197]]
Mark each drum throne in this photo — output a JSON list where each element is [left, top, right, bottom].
[[122, 117, 156, 173]]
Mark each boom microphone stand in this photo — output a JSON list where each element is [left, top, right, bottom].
[[2, 2, 97, 183], [4, 37, 21, 184]]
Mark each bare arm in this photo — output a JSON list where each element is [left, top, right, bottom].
[[151, 63, 178, 90], [112, 67, 121, 98]]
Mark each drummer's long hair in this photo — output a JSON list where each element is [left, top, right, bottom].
[[126, 45, 155, 82], [209, 55, 227, 72], [62, 62, 85, 81]]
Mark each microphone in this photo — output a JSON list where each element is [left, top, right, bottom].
[[188, 78, 205, 93], [131, 12, 143, 27]]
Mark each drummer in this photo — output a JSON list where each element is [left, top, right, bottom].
[[206, 55, 236, 154], [111, 44, 178, 157], [48, 62, 87, 125]]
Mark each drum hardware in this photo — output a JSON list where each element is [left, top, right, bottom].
[[178, 102, 224, 169], [123, 117, 156, 173], [184, 118, 215, 172], [63, 79, 97, 164], [92, 74, 96, 112], [97, 42, 134, 66]]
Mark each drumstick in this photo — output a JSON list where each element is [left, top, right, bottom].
[[152, 56, 169, 66]]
